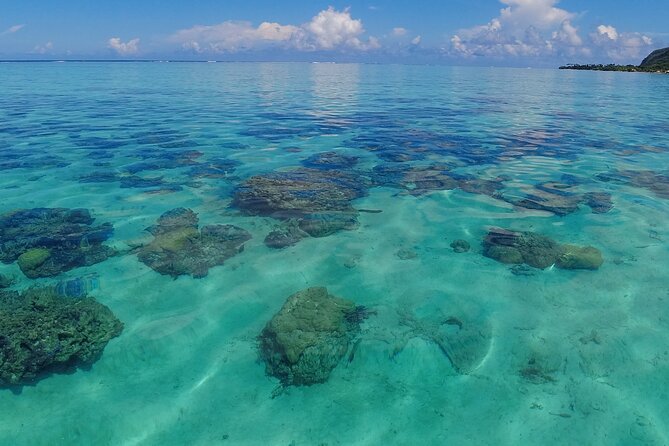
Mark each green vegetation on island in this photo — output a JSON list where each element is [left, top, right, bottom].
[[560, 46, 669, 73]]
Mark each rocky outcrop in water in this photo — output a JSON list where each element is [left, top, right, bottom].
[[259, 287, 369, 386], [504, 182, 613, 216], [596, 170, 669, 200], [482, 228, 603, 270], [372, 164, 504, 198], [301, 151, 359, 170], [450, 239, 471, 253], [0, 208, 115, 278], [137, 208, 251, 278], [0, 287, 123, 387], [233, 168, 369, 248], [263, 220, 308, 249]]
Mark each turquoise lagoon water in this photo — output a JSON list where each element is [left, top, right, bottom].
[[0, 62, 668, 445]]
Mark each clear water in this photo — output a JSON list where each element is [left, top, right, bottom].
[[1, 62, 668, 445]]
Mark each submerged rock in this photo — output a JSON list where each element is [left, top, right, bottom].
[[0, 287, 123, 387], [301, 151, 359, 170], [264, 220, 308, 249], [596, 169, 669, 200], [450, 239, 471, 253], [396, 248, 418, 260], [54, 274, 100, 298], [555, 244, 603, 270], [233, 168, 368, 218], [0, 274, 14, 289], [504, 183, 614, 215], [137, 208, 251, 278], [187, 158, 240, 179], [297, 212, 359, 238], [259, 287, 368, 386], [234, 168, 369, 246], [482, 228, 603, 270], [372, 163, 504, 198], [583, 192, 614, 214], [373, 164, 458, 195], [0, 208, 115, 278]]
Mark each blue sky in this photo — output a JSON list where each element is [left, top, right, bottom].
[[1, 0, 667, 65]]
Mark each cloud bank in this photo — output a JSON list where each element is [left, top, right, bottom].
[[170, 7, 379, 54], [449, 0, 654, 62], [108, 37, 140, 55]]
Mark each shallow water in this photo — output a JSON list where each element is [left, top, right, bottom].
[[1, 62, 668, 445]]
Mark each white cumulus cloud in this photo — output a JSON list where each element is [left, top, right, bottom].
[[448, 0, 653, 63], [393, 27, 407, 37], [170, 7, 379, 54], [498, 0, 574, 30], [591, 25, 653, 61], [33, 42, 53, 54], [596, 25, 618, 41], [172, 21, 299, 53], [449, 0, 583, 58], [108, 37, 140, 55]]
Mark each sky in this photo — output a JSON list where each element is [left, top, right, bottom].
[[0, 0, 667, 66]]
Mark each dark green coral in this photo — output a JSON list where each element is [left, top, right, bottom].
[[482, 228, 603, 270], [0, 287, 123, 387], [259, 287, 368, 386], [137, 208, 251, 278]]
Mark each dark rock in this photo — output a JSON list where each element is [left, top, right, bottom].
[[0, 287, 123, 387], [297, 212, 359, 238], [509, 190, 582, 216], [482, 228, 603, 270], [373, 164, 458, 195], [372, 164, 504, 198], [0, 208, 115, 278], [264, 221, 308, 249], [259, 287, 368, 386], [555, 245, 603, 270], [119, 175, 165, 189], [510, 265, 537, 276], [233, 168, 368, 245], [450, 239, 471, 253], [483, 228, 561, 269], [457, 177, 505, 197], [596, 170, 669, 200], [78, 171, 120, 183], [148, 207, 198, 234], [302, 151, 359, 170], [187, 158, 240, 179], [396, 248, 418, 260], [583, 192, 613, 213], [137, 208, 251, 278], [0, 274, 14, 288], [233, 168, 368, 218], [505, 183, 613, 215]]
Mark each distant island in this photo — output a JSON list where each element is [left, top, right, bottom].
[[560, 47, 669, 73]]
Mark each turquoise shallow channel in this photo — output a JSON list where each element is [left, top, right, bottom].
[[1, 62, 668, 445]]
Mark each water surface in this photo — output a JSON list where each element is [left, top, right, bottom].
[[1, 62, 668, 445]]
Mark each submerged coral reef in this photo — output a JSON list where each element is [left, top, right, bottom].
[[596, 169, 669, 200], [259, 287, 370, 386], [137, 208, 251, 278], [371, 163, 504, 198], [0, 287, 123, 387], [0, 208, 115, 278], [503, 182, 613, 216], [233, 168, 369, 248], [482, 228, 603, 270]]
